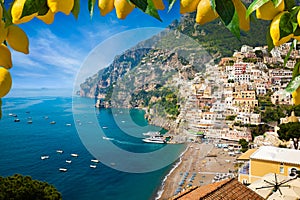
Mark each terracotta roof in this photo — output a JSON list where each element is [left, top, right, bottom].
[[170, 178, 264, 200], [237, 149, 258, 161]]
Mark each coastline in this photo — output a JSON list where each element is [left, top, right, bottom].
[[156, 141, 238, 200]]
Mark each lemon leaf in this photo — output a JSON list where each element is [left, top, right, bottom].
[[215, 0, 240, 39], [283, 41, 294, 68], [270, 0, 282, 8], [279, 12, 294, 38], [246, 0, 269, 18], [130, 0, 162, 21], [266, 27, 275, 51], [168, 0, 177, 12], [2, 1, 12, 27], [292, 60, 300, 79], [286, 75, 300, 93], [284, 0, 296, 11], [72, 0, 80, 19], [88, 0, 96, 19], [21, 0, 48, 18]]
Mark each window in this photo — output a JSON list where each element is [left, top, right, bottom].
[[280, 167, 284, 174]]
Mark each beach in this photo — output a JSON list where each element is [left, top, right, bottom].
[[157, 142, 238, 200]]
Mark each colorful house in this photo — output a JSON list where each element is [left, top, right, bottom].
[[238, 146, 300, 184]]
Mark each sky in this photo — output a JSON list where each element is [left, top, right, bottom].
[[6, 0, 181, 93]]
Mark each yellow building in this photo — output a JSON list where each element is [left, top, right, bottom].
[[238, 146, 300, 184]]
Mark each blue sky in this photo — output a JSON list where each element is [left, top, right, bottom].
[[8, 0, 180, 92]]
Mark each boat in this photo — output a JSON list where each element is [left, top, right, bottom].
[[66, 160, 72, 164], [27, 120, 33, 124], [8, 113, 13, 116], [59, 168, 67, 172], [12, 114, 18, 117], [44, 116, 49, 119], [65, 123, 71, 127], [14, 119, 20, 122], [91, 159, 100, 163], [102, 136, 113, 141], [143, 131, 161, 137], [102, 126, 108, 129], [50, 121, 56, 124], [142, 136, 166, 144], [56, 150, 63, 154], [90, 165, 97, 168], [71, 153, 79, 157], [41, 155, 49, 160]]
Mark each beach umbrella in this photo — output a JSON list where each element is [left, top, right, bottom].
[[248, 173, 300, 200]]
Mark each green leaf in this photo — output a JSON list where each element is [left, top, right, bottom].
[[168, 0, 177, 12], [286, 75, 300, 93], [130, 0, 162, 21], [21, 0, 48, 18], [246, 0, 269, 18], [266, 27, 275, 51], [292, 61, 300, 79], [215, 0, 240, 39], [284, 0, 296, 11], [279, 12, 294, 39], [271, 0, 282, 7], [210, 0, 216, 11], [72, 0, 80, 19], [88, 0, 96, 19], [3, 2, 13, 27], [283, 41, 294, 68]]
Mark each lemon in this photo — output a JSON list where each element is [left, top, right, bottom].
[[153, 0, 165, 10], [114, 0, 135, 19], [0, 67, 12, 98], [270, 12, 293, 46], [0, 21, 8, 44], [232, 0, 250, 31], [6, 25, 29, 54], [0, 3, 2, 19], [98, 0, 114, 16], [196, 0, 218, 25], [292, 87, 300, 105], [256, 0, 284, 20], [11, 0, 37, 24], [0, 44, 12, 70], [37, 9, 55, 24], [298, 10, 300, 27], [180, 0, 200, 14], [47, 0, 74, 15]]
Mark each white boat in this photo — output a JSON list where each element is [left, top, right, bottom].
[[41, 155, 49, 160], [65, 123, 72, 127], [90, 165, 97, 168], [66, 160, 72, 164], [59, 168, 67, 172], [50, 121, 56, 124], [142, 136, 166, 144], [91, 159, 100, 163], [8, 113, 13, 116], [27, 120, 33, 124], [143, 131, 161, 137], [71, 153, 79, 157], [56, 150, 63, 154], [102, 136, 113, 141], [102, 126, 108, 129]]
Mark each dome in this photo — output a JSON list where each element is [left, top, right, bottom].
[[288, 111, 299, 123]]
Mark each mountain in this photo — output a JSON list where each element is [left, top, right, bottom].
[[79, 13, 269, 123]]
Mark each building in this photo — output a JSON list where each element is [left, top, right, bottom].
[[170, 178, 264, 200], [238, 146, 300, 184], [271, 89, 292, 105]]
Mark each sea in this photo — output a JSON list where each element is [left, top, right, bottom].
[[0, 89, 185, 200]]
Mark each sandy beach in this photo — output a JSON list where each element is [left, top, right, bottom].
[[157, 142, 238, 200]]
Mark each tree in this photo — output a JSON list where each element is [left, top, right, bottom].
[[239, 138, 249, 153], [0, 174, 61, 200], [278, 122, 300, 150]]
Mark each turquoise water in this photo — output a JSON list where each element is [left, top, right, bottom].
[[0, 94, 184, 200]]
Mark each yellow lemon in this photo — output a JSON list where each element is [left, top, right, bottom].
[[47, 0, 74, 15], [270, 12, 293, 46], [0, 67, 12, 98], [0, 3, 2, 19], [0, 21, 8, 44], [37, 9, 55, 24], [232, 0, 250, 31], [98, 0, 114, 16], [297, 10, 300, 27], [153, 0, 165, 10], [11, 0, 37, 24], [196, 0, 218, 25], [0, 44, 12, 70], [114, 0, 135, 19], [6, 25, 29, 54], [292, 87, 300, 105], [180, 0, 200, 14], [256, 0, 285, 20]]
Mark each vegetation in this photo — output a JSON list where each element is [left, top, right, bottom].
[[278, 122, 300, 150], [238, 138, 249, 153], [0, 174, 61, 200], [225, 115, 236, 121]]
